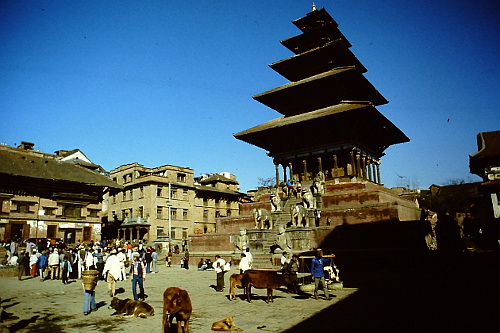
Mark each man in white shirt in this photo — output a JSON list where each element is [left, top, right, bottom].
[[102, 249, 121, 297], [245, 248, 253, 268], [116, 248, 127, 281], [238, 253, 250, 274], [48, 249, 61, 279], [214, 255, 226, 292]]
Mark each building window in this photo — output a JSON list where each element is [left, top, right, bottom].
[[227, 209, 231, 217], [83, 226, 92, 241], [177, 173, 186, 182], [138, 206, 144, 218], [170, 188, 177, 199], [12, 201, 33, 214], [47, 225, 57, 238], [183, 190, 188, 198], [112, 195, 116, 204], [63, 205, 82, 218], [157, 226, 165, 237], [203, 198, 208, 206], [129, 190, 133, 200], [42, 207, 56, 216], [171, 208, 177, 220], [215, 210, 221, 218], [88, 209, 99, 218], [140, 186, 144, 198], [203, 209, 208, 221], [215, 199, 220, 208], [183, 209, 188, 220], [182, 228, 188, 239], [156, 206, 162, 219], [157, 186, 163, 197]]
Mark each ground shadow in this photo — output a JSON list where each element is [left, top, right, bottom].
[[285, 220, 498, 332]]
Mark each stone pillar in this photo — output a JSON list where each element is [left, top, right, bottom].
[[317, 157, 323, 172], [289, 162, 293, 180], [303, 160, 308, 181], [283, 163, 288, 183]]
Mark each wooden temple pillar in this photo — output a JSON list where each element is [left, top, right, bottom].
[[333, 154, 339, 178], [274, 162, 280, 186], [303, 160, 308, 181]]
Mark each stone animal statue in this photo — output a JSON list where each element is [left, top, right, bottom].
[[253, 208, 273, 229], [290, 204, 307, 227], [311, 180, 324, 195], [270, 190, 281, 211], [302, 189, 316, 209]]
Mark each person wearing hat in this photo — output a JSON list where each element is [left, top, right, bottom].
[[311, 249, 335, 300], [102, 249, 121, 297], [131, 253, 146, 301]]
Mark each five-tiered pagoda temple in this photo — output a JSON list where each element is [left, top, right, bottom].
[[235, 6, 409, 184]]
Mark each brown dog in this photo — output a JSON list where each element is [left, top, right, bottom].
[[163, 287, 192, 333], [108, 297, 155, 318], [211, 317, 243, 331]]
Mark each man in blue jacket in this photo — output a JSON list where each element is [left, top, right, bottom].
[[310, 249, 335, 300]]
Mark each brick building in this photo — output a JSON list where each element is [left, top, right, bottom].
[[0, 142, 120, 244]]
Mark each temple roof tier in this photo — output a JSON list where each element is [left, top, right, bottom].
[[281, 20, 351, 55], [234, 102, 409, 158], [292, 7, 338, 33], [270, 39, 367, 82], [253, 66, 388, 116]]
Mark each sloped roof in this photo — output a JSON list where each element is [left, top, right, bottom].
[[199, 174, 239, 185], [0, 146, 119, 188], [235, 101, 409, 157]]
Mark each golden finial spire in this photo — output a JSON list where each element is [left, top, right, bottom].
[[312, 3, 317, 11]]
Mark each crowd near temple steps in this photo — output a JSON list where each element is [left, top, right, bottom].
[[0, 5, 498, 333]]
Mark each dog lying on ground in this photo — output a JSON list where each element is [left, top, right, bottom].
[[163, 287, 192, 333], [211, 317, 243, 331], [108, 297, 155, 318]]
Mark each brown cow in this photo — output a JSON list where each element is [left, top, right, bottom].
[[241, 269, 292, 303], [229, 273, 245, 300], [163, 287, 192, 333]]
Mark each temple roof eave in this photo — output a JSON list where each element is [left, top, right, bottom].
[[253, 66, 388, 116], [234, 102, 409, 157]]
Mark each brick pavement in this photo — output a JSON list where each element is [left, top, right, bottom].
[[0, 264, 356, 332]]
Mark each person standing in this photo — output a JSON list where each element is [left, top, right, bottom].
[[37, 251, 49, 281], [151, 248, 158, 274], [94, 249, 105, 280], [61, 256, 72, 284], [102, 249, 121, 297], [85, 248, 96, 270], [238, 253, 250, 274], [144, 248, 152, 273], [166, 250, 172, 267], [288, 254, 300, 294], [82, 281, 97, 315], [17, 251, 26, 280], [280, 252, 288, 272], [245, 248, 253, 269], [48, 249, 61, 280], [311, 249, 334, 300], [214, 255, 226, 292], [117, 248, 127, 281], [131, 253, 146, 301]]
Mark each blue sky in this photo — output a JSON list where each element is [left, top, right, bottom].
[[1, 1, 499, 192]]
